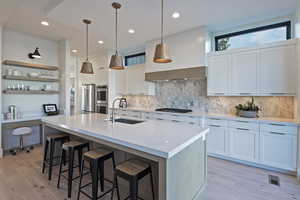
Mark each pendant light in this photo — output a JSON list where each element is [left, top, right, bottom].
[[153, 0, 172, 63], [80, 19, 94, 74], [109, 2, 124, 70]]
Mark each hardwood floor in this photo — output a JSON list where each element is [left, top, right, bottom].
[[0, 147, 299, 200]]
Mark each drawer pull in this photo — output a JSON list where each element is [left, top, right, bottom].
[[156, 118, 164, 120], [269, 93, 287, 95], [209, 118, 222, 121], [234, 120, 249, 123], [171, 120, 180, 123], [239, 93, 252, 95], [214, 93, 225, 95], [269, 123, 286, 127], [270, 131, 285, 135], [209, 125, 221, 128], [237, 128, 250, 131]]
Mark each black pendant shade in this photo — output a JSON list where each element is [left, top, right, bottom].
[[28, 47, 42, 59]]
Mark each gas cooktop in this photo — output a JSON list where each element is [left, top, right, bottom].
[[155, 108, 193, 113]]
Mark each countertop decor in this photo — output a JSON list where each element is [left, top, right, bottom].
[[235, 97, 259, 118]]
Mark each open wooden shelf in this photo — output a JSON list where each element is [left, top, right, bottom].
[[3, 90, 60, 95], [3, 75, 59, 82], [3, 60, 59, 71]]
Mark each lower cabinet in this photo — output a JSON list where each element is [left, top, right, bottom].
[[207, 125, 227, 156], [260, 131, 297, 171], [228, 128, 259, 163]]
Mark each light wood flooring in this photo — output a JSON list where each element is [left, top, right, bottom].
[[0, 147, 299, 200]]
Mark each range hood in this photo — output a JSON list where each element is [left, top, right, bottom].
[[145, 66, 206, 82]]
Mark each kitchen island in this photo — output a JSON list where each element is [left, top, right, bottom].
[[42, 113, 209, 200]]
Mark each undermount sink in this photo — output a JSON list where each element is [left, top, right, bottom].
[[114, 118, 144, 124]]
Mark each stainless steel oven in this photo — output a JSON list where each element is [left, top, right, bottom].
[[95, 85, 108, 114], [96, 85, 108, 104]]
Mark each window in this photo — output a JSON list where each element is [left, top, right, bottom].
[[125, 52, 146, 66], [215, 21, 291, 51]]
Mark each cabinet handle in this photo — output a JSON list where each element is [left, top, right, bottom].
[[269, 131, 285, 135], [237, 128, 250, 131], [269, 123, 286, 127], [209, 125, 221, 128], [214, 93, 225, 95], [171, 120, 180, 123], [234, 120, 249, 123], [209, 118, 222, 121], [156, 118, 164, 120], [239, 93, 252, 95], [269, 93, 288, 95]]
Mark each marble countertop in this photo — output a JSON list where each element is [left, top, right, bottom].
[[42, 113, 209, 159], [2, 115, 44, 124], [113, 107, 300, 125]]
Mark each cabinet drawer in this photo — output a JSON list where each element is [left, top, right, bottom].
[[260, 123, 297, 135], [174, 115, 200, 125], [206, 118, 227, 127], [228, 120, 259, 131]]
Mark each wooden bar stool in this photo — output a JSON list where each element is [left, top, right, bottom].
[[111, 159, 155, 200], [42, 133, 70, 181], [57, 141, 90, 199], [77, 148, 120, 200]]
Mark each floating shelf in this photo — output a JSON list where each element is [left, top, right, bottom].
[[3, 60, 59, 71], [3, 90, 60, 95], [3, 75, 59, 82]]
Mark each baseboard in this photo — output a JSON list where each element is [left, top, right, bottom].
[[208, 153, 296, 176]]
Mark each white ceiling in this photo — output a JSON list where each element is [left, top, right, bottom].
[[0, 0, 297, 56]]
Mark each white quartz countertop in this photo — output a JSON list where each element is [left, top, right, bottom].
[[114, 107, 299, 125], [42, 114, 208, 159], [2, 115, 44, 124]]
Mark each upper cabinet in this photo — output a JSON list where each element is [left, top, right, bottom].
[[207, 54, 229, 95], [207, 40, 297, 96], [259, 45, 296, 95], [145, 28, 208, 73]]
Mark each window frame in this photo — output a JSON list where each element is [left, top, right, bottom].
[[124, 52, 146, 66], [215, 21, 291, 51]]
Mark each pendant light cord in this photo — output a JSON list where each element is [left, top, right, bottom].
[[86, 22, 89, 61], [115, 7, 118, 55], [161, 0, 164, 44]]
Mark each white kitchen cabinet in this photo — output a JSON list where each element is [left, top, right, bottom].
[[207, 125, 227, 155], [126, 64, 155, 95], [228, 128, 259, 163], [231, 50, 258, 95], [207, 40, 297, 96], [260, 125, 297, 171], [259, 44, 296, 95], [207, 54, 229, 95], [112, 70, 127, 95]]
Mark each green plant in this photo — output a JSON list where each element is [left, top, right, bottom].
[[235, 97, 260, 112]]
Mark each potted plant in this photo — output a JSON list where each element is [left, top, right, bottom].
[[235, 97, 260, 118]]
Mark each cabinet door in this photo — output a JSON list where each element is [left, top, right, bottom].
[[207, 55, 229, 95], [259, 45, 296, 95], [126, 64, 145, 95], [114, 70, 127, 95], [229, 128, 259, 162], [207, 125, 227, 155], [231, 51, 258, 95], [260, 132, 297, 171]]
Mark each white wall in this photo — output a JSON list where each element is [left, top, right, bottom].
[[2, 29, 60, 116]]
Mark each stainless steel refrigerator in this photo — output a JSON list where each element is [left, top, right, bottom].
[[81, 84, 96, 112]]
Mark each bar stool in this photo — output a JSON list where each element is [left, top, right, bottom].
[[77, 148, 120, 200], [11, 127, 33, 155], [42, 133, 70, 180], [57, 141, 90, 199], [111, 159, 155, 200]]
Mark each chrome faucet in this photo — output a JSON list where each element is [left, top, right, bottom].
[[111, 97, 122, 123]]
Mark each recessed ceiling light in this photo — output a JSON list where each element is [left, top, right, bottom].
[[41, 21, 50, 26], [72, 49, 78, 53], [98, 40, 104, 44], [128, 29, 135, 34], [172, 12, 180, 19]]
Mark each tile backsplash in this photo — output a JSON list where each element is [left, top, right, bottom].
[[124, 80, 294, 118]]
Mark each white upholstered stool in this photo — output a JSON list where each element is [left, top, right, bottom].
[[11, 127, 33, 154]]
